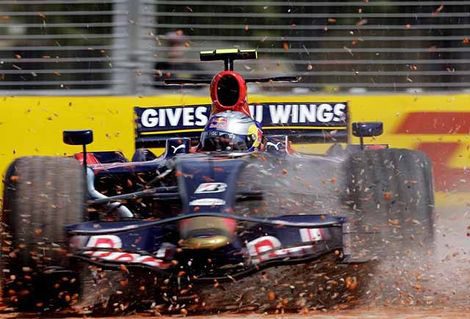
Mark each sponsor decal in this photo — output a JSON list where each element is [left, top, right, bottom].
[[263, 103, 346, 125], [135, 103, 348, 132], [394, 112, 470, 192], [171, 143, 186, 154], [86, 235, 121, 248], [299, 228, 324, 242], [209, 116, 228, 129], [247, 236, 282, 262], [247, 124, 262, 149], [246, 236, 314, 264], [85, 235, 170, 269], [194, 182, 227, 194], [84, 251, 170, 269], [266, 141, 282, 151], [138, 106, 208, 128], [189, 198, 226, 206]]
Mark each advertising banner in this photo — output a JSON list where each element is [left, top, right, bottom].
[[0, 94, 469, 203]]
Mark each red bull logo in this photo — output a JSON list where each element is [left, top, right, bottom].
[[209, 116, 228, 129]]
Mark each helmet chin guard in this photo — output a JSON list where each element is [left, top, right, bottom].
[[210, 70, 251, 117]]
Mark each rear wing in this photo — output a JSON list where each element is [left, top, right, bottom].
[[135, 102, 348, 149], [200, 48, 257, 71]]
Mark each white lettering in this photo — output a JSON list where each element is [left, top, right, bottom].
[[269, 104, 292, 124], [195, 107, 208, 126], [166, 108, 183, 126], [291, 104, 299, 123], [333, 103, 347, 122], [138, 103, 346, 130], [158, 108, 166, 127], [141, 109, 158, 127], [256, 104, 263, 123], [249, 105, 255, 118], [183, 107, 195, 126], [317, 104, 334, 122], [299, 104, 317, 123]]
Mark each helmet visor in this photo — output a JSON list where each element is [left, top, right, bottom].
[[200, 130, 255, 151]]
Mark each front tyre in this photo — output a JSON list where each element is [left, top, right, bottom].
[[1, 156, 85, 310], [345, 149, 434, 260]]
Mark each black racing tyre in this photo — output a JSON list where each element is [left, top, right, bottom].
[[345, 149, 434, 260], [1, 156, 85, 310]]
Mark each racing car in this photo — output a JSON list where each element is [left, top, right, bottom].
[[1, 49, 434, 313]]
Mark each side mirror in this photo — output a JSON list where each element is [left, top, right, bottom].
[[63, 130, 93, 146], [352, 122, 383, 150], [352, 122, 383, 137], [63, 130, 93, 172]]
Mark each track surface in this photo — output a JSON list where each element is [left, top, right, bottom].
[[0, 307, 468, 318]]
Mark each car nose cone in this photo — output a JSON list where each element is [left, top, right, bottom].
[[179, 216, 236, 250]]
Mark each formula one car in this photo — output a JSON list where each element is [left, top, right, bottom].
[[1, 49, 434, 313]]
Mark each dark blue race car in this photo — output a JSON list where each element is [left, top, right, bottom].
[[1, 49, 435, 314]]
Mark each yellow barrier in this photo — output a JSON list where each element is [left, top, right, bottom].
[[1, 94, 470, 204]]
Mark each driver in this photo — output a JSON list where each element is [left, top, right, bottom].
[[199, 110, 263, 152]]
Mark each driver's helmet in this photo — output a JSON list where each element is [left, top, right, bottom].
[[200, 111, 263, 152]]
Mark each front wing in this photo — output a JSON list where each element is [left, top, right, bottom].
[[67, 213, 346, 281]]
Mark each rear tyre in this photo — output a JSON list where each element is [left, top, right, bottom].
[[1, 156, 84, 310], [345, 149, 434, 260]]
